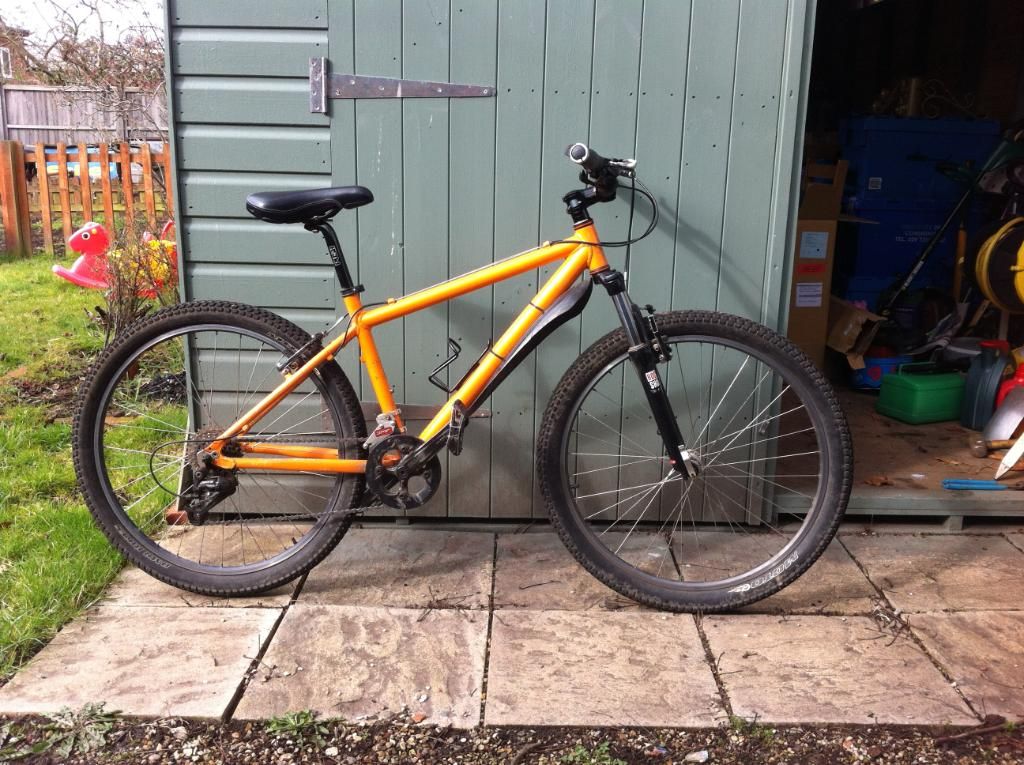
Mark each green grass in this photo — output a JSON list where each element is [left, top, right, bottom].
[[0, 254, 103, 376], [0, 252, 123, 680]]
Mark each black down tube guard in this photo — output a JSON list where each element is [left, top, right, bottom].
[[399, 277, 595, 476], [466, 276, 594, 414], [593, 269, 696, 478]]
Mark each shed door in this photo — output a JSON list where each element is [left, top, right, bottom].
[[170, 0, 813, 520], [322, 0, 808, 520]]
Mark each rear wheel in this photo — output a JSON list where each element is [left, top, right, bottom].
[[537, 310, 851, 612], [72, 301, 366, 596]]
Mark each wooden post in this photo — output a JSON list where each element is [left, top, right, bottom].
[[34, 143, 54, 255], [0, 86, 8, 141], [160, 142, 174, 218], [55, 143, 73, 243], [141, 142, 156, 228], [0, 141, 33, 257], [98, 143, 114, 230], [119, 142, 135, 224], [77, 142, 94, 223]]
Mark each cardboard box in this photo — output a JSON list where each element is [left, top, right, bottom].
[[785, 161, 848, 368], [787, 220, 838, 368], [826, 297, 884, 369]]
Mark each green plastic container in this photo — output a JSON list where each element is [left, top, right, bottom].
[[875, 363, 966, 424]]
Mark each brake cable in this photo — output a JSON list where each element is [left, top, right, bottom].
[[547, 173, 660, 283]]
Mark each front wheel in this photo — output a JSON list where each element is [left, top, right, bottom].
[[536, 310, 851, 612]]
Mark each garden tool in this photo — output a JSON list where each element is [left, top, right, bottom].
[[943, 479, 1024, 491], [982, 386, 1024, 442], [996, 430, 1024, 479]]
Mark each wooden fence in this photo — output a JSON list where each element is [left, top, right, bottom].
[[0, 140, 173, 257], [0, 84, 168, 144]]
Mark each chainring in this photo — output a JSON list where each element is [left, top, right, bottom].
[[365, 434, 441, 510]]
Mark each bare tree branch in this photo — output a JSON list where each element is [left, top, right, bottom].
[[1, 0, 166, 140]]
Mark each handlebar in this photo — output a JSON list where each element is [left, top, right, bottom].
[[565, 142, 637, 179], [560, 143, 657, 235]]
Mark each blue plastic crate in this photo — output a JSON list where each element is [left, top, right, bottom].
[[837, 205, 957, 303], [840, 116, 1000, 206]]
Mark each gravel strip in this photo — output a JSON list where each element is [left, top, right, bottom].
[[2, 712, 1023, 764]]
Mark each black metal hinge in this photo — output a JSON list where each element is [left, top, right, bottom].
[[310, 57, 495, 113]]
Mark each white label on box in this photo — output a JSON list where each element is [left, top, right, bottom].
[[868, 176, 883, 191], [795, 282, 823, 308], [799, 230, 829, 259]]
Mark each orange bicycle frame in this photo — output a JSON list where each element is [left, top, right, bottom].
[[207, 223, 610, 474]]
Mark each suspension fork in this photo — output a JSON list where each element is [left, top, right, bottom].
[[593, 269, 698, 478]]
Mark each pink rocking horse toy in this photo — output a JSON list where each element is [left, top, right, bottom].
[[52, 220, 177, 294]]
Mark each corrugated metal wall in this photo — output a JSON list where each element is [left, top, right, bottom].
[[166, 0, 815, 519]]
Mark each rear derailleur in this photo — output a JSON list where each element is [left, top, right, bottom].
[[178, 432, 241, 525]]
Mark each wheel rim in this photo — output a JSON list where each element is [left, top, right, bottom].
[[558, 331, 832, 592], [92, 324, 349, 576]]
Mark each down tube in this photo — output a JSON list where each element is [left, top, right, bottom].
[[418, 245, 593, 440]]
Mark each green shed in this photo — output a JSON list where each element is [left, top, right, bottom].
[[165, 0, 816, 519]]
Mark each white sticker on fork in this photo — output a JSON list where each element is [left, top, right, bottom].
[[645, 370, 661, 391]]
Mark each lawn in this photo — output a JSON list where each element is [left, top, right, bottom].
[[0, 252, 124, 681]]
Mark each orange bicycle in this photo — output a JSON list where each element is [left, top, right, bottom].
[[72, 144, 851, 612]]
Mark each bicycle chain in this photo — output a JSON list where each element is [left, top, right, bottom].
[[187, 433, 381, 514], [234, 434, 382, 512]]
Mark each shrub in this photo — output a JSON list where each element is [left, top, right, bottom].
[[92, 219, 179, 343]]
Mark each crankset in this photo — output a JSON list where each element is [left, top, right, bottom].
[[365, 434, 442, 510]]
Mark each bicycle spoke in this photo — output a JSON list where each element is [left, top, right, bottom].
[[93, 323, 352, 575], [558, 322, 840, 598]]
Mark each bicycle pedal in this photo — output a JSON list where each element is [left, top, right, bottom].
[[447, 400, 467, 456]]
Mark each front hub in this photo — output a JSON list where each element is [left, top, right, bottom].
[[680, 449, 702, 479]]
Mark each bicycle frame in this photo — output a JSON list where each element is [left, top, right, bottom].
[[206, 222, 610, 474]]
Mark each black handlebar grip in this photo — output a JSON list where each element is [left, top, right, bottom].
[[566, 142, 608, 175]]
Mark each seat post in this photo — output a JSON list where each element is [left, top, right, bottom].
[[306, 220, 364, 297]]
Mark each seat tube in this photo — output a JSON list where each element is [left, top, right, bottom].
[[357, 326, 401, 423], [345, 292, 401, 426]]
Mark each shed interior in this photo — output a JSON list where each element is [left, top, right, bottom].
[[794, 0, 1024, 525]]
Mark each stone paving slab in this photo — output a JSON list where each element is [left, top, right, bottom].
[[911, 612, 1024, 718], [493, 532, 672, 610], [670, 534, 876, 615], [157, 523, 312, 569], [747, 542, 877, 615], [494, 532, 876, 615], [704, 615, 977, 726], [0, 606, 279, 718], [298, 529, 493, 609], [839, 533, 1024, 612], [103, 566, 294, 608], [233, 604, 487, 728], [485, 610, 722, 727]]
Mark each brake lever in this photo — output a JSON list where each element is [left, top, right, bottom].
[[609, 158, 637, 178]]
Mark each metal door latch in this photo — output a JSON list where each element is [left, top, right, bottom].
[[310, 57, 495, 113]]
